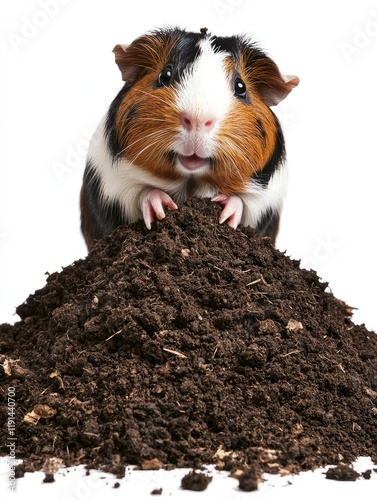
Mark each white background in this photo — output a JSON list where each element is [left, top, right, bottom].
[[1, 458, 377, 500], [0, 0, 376, 333]]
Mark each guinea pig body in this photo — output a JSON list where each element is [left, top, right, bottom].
[[80, 27, 299, 250]]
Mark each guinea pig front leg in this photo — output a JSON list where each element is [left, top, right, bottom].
[[211, 194, 243, 229], [141, 189, 178, 230]]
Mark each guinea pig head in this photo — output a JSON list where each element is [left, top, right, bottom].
[[112, 28, 299, 194]]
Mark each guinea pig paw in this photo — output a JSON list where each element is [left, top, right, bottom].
[[142, 189, 178, 230], [211, 194, 243, 229]]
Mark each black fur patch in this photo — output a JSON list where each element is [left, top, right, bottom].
[[210, 35, 242, 59], [81, 161, 125, 242], [121, 103, 139, 150], [105, 83, 133, 158], [252, 114, 285, 187], [255, 118, 267, 143], [158, 29, 205, 86], [256, 208, 280, 242]]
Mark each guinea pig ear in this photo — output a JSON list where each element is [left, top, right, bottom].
[[262, 72, 300, 107], [246, 50, 299, 106], [113, 44, 135, 82], [113, 31, 172, 84]]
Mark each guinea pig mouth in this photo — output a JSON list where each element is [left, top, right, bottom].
[[178, 154, 209, 171]]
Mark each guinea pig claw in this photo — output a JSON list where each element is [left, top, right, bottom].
[[212, 194, 243, 229], [142, 189, 178, 230]]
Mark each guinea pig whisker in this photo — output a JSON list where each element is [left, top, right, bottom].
[[218, 137, 256, 177], [224, 155, 245, 184], [133, 88, 178, 109], [127, 130, 173, 165], [230, 143, 255, 170], [133, 117, 170, 124], [116, 129, 170, 158], [216, 140, 247, 183]]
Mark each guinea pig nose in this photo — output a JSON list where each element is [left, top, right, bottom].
[[180, 112, 216, 132], [180, 112, 193, 131], [203, 118, 216, 131]]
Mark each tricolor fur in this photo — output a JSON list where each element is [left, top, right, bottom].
[[80, 27, 299, 250]]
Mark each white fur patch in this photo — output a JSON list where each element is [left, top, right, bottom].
[[173, 38, 233, 164], [239, 165, 289, 227]]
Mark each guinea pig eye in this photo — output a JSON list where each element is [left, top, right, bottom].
[[157, 65, 174, 88], [234, 76, 247, 99]]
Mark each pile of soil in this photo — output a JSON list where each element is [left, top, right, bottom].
[[1, 198, 376, 479]]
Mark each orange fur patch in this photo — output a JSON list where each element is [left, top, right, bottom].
[[204, 56, 278, 194], [116, 78, 182, 182], [114, 33, 183, 182]]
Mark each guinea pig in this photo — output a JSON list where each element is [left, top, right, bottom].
[[80, 26, 299, 251]]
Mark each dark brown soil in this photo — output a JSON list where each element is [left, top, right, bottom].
[[238, 465, 261, 491], [150, 487, 163, 495], [0, 198, 376, 479], [325, 464, 360, 481], [181, 471, 212, 491]]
